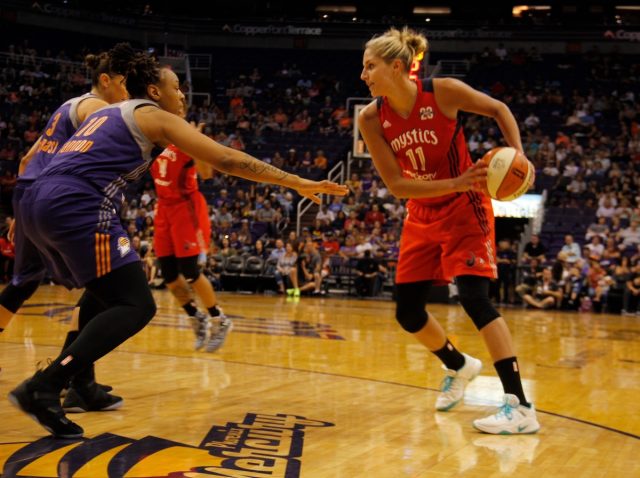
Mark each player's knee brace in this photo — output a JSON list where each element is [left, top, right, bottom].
[[158, 256, 180, 284], [394, 281, 432, 333], [456, 275, 500, 330], [0, 281, 40, 313], [178, 255, 201, 283]]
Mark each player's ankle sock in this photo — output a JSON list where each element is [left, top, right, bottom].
[[61, 331, 79, 352], [208, 305, 221, 317], [432, 339, 465, 371], [494, 357, 530, 407], [182, 301, 198, 317]]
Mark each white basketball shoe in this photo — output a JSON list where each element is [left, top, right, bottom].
[[473, 394, 540, 435], [435, 353, 483, 411]]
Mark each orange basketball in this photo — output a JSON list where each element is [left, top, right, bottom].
[[481, 147, 534, 201]]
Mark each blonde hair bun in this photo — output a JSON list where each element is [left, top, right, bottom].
[[365, 27, 428, 70]]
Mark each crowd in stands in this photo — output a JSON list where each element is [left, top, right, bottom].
[[121, 167, 402, 298], [455, 43, 640, 314], [1, 40, 639, 312], [509, 217, 640, 315]]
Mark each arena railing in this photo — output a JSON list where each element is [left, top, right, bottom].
[[0, 51, 84, 69]]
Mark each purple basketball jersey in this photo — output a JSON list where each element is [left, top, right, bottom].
[[19, 93, 96, 183], [20, 99, 159, 288], [40, 99, 158, 210]]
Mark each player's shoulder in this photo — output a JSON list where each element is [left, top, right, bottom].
[[358, 99, 381, 123], [133, 103, 166, 122], [76, 97, 110, 122], [432, 77, 465, 91], [78, 96, 108, 109], [133, 103, 177, 144]]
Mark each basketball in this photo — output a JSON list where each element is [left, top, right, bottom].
[[481, 147, 534, 201]]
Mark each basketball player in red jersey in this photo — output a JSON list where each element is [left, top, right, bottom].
[[358, 27, 539, 434], [151, 100, 231, 353]]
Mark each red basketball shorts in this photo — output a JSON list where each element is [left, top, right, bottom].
[[396, 192, 497, 285], [154, 192, 211, 258]]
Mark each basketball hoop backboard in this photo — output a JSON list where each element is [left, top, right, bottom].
[[352, 103, 372, 159]]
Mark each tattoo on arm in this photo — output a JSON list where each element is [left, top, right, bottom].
[[237, 155, 289, 180]]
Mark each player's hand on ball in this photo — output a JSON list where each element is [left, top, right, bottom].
[[295, 179, 349, 204], [454, 162, 488, 193]]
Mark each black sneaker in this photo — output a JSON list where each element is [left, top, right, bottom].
[[8, 374, 83, 438], [60, 382, 113, 398], [62, 381, 123, 413]]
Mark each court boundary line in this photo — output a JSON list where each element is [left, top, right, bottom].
[[1, 340, 637, 440]]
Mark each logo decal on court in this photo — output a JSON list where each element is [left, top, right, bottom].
[[22, 304, 346, 340], [0, 413, 334, 477]]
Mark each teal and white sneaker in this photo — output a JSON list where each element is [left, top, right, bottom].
[[473, 394, 540, 435], [435, 353, 482, 411]]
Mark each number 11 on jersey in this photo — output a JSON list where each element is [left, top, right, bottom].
[[406, 146, 427, 171]]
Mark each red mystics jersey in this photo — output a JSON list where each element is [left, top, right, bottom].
[[151, 144, 199, 202], [378, 78, 473, 207]]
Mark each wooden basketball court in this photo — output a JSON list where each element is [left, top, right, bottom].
[[0, 285, 638, 477]]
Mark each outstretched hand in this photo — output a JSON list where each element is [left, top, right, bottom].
[[295, 179, 349, 204]]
